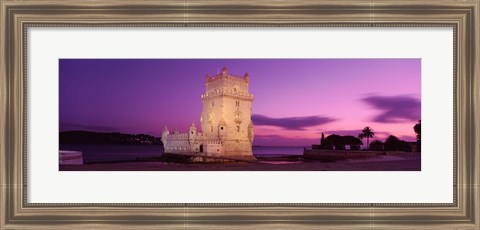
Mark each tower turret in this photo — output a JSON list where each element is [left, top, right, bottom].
[[161, 126, 169, 145], [244, 72, 249, 83], [221, 66, 228, 76]]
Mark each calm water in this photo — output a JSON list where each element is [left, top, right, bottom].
[[60, 144, 305, 163], [252, 146, 304, 156]]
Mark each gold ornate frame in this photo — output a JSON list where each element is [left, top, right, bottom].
[[1, 0, 478, 229]]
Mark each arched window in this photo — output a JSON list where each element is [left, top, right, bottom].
[[237, 126, 240, 132]]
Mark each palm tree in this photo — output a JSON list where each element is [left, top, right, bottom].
[[359, 126, 375, 149]]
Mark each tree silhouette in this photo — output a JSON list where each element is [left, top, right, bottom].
[[414, 120, 421, 151], [359, 126, 375, 149], [369, 140, 384, 151], [384, 135, 411, 152]]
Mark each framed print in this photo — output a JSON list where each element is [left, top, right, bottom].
[[1, 0, 479, 229]]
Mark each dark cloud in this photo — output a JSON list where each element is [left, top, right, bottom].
[[252, 114, 335, 130], [361, 95, 420, 123]]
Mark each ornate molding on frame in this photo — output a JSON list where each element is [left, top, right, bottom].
[[1, 0, 478, 229]]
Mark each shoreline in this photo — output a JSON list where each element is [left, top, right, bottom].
[[60, 153, 421, 171]]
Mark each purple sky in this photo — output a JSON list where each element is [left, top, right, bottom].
[[59, 59, 421, 146]]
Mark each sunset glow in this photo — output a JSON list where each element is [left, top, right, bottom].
[[59, 59, 421, 146]]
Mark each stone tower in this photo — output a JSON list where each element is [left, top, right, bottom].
[[200, 66, 255, 158]]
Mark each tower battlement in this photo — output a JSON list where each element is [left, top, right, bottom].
[[203, 66, 253, 100], [205, 66, 249, 84], [200, 88, 254, 100]]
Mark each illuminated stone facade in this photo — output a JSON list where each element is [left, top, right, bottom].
[[162, 67, 255, 160]]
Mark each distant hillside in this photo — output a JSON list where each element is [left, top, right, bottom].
[[60, 131, 162, 145]]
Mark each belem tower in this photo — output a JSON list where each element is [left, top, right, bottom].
[[161, 66, 255, 160]]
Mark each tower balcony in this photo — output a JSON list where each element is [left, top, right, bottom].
[[201, 88, 254, 100]]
